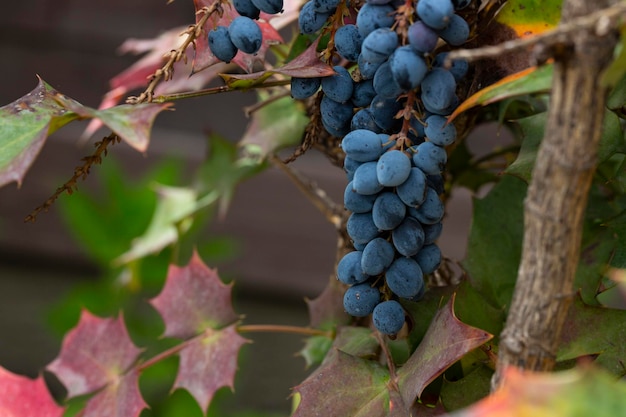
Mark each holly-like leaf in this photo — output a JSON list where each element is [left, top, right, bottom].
[[0, 366, 65, 417], [558, 295, 626, 377], [239, 94, 309, 159], [114, 185, 218, 265], [0, 78, 170, 188], [82, 369, 147, 417], [293, 350, 405, 417], [449, 65, 552, 122], [447, 365, 626, 417], [47, 310, 143, 398], [463, 175, 526, 310], [397, 294, 493, 405], [173, 325, 249, 413], [495, 0, 562, 38], [506, 110, 626, 181], [150, 251, 239, 339]]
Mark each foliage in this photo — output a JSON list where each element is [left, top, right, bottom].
[[1, 0, 626, 416]]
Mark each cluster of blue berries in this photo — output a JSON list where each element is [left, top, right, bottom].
[[291, 0, 471, 335], [207, 0, 285, 62]]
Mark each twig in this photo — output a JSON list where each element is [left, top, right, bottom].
[[269, 154, 344, 229], [237, 324, 332, 337], [24, 133, 121, 223], [127, 3, 224, 104], [244, 90, 291, 117], [445, 1, 626, 65], [151, 79, 292, 103]]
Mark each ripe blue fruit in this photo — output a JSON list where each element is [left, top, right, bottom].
[[353, 161, 384, 195], [344, 181, 377, 213], [361, 28, 399, 64], [347, 212, 380, 244], [396, 167, 427, 207], [343, 283, 380, 317], [251, 0, 283, 14], [385, 257, 424, 298], [361, 237, 395, 275], [341, 129, 383, 162], [412, 141, 447, 175], [414, 243, 442, 274], [321, 66, 354, 103], [234, 0, 261, 19], [337, 251, 369, 285], [208, 26, 238, 63], [290, 77, 321, 100], [299, 1, 331, 34], [335, 24, 363, 62], [417, 0, 454, 29], [356, 3, 396, 38], [408, 21, 439, 53], [373, 300, 405, 334], [372, 192, 406, 230], [424, 115, 457, 146], [392, 217, 425, 257], [389, 46, 428, 90], [437, 13, 470, 46], [376, 150, 411, 187], [229, 17, 263, 54]]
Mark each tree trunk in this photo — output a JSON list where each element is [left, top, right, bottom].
[[492, 0, 619, 389]]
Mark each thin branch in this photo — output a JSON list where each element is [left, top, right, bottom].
[[237, 324, 332, 337], [445, 1, 626, 65], [151, 79, 292, 103], [269, 154, 345, 229], [137, 340, 188, 371], [127, 4, 224, 104], [244, 90, 291, 117], [24, 133, 121, 223]]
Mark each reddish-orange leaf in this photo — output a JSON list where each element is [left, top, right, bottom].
[[0, 366, 65, 417], [449, 65, 552, 122], [150, 251, 239, 339], [46, 310, 142, 399]]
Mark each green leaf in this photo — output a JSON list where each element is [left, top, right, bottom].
[[0, 77, 170, 188], [463, 175, 526, 310], [607, 72, 626, 116], [0, 77, 78, 187], [601, 27, 626, 88], [506, 111, 626, 181], [239, 94, 309, 160], [450, 65, 553, 122], [440, 365, 493, 412], [496, 0, 562, 38], [299, 335, 333, 369], [558, 295, 626, 377], [113, 185, 218, 265], [196, 135, 267, 219]]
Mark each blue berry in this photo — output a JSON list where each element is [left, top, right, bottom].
[[229, 17, 263, 54], [347, 212, 380, 244], [412, 141, 447, 175], [372, 192, 406, 230], [361, 237, 395, 275], [341, 129, 383, 162], [337, 251, 369, 285], [424, 115, 457, 146], [291, 77, 321, 100], [385, 257, 424, 298], [335, 25, 363, 62], [343, 283, 380, 317], [321, 66, 354, 103], [208, 26, 238, 63], [414, 243, 442, 274], [417, 0, 454, 30], [376, 150, 411, 187], [373, 300, 405, 334]]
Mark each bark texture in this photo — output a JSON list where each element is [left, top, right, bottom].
[[493, 0, 619, 389]]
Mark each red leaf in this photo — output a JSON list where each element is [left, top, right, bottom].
[[173, 325, 249, 413], [46, 310, 143, 398], [398, 294, 493, 405], [83, 369, 148, 417], [222, 37, 336, 83], [150, 251, 239, 339], [0, 366, 65, 417]]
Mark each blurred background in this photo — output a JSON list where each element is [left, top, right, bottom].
[[0, 1, 478, 415]]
